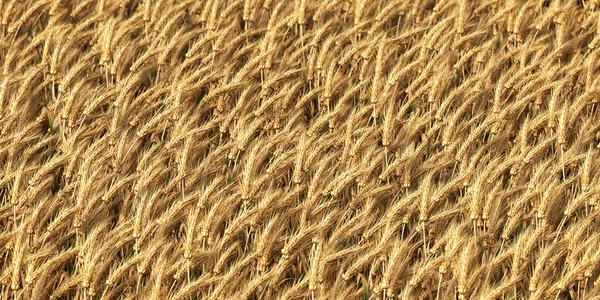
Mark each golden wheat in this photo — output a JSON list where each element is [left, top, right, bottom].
[[3, 0, 600, 299]]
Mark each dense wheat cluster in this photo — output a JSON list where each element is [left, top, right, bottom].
[[3, 0, 600, 299]]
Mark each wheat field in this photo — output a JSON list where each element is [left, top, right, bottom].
[[1, 0, 600, 299]]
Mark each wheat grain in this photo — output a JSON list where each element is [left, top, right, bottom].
[[3, 1, 600, 299]]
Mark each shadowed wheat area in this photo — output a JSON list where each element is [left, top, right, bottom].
[[2, 0, 600, 299]]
